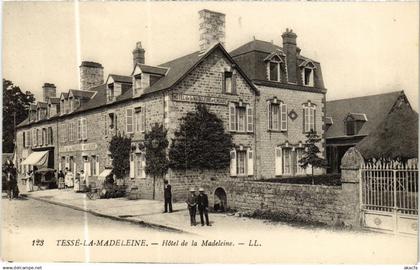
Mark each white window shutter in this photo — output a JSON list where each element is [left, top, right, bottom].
[[141, 154, 146, 178], [126, 108, 133, 133], [141, 108, 146, 132], [247, 148, 254, 176], [129, 154, 135, 178], [104, 114, 108, 136], [82, 118, 87, 140], [267, 101, 271, 130], [275, 146, 283, 176], [58, 162, 62, 171], [229, 103, 236, 131], [281, 103, 288, 131], [74, 162, 77, 175], [95, 157, 100, 176], [247, 104, 253, 132], [230, 149, 237, 176]]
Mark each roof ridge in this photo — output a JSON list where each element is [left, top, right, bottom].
[[327, 91, 402, 103]]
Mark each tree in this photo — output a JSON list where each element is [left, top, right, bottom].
[[144, 123, 169, 199], [169, 104, 233, 170], [109, 134, 132, 180], [3, 79, 35, 153], [299, 129, 327, 184]]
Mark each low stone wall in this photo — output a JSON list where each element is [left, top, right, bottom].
[[130, 147, 363, 228], [230, 181, 357, 226]]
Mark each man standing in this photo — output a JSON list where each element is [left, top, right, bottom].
[[163, 180, 172, 213], [197, 187, 210, 226], [186, 187, 197, 226]]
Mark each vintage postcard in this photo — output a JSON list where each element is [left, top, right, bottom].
[[1, 1, 418, 265]]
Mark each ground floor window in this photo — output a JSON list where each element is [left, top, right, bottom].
[[236, 150, 247, 176], [282, 148, 292, 175], [90, 155, 98, 176], [134, 153, 146, 178], [276, 147, 306, 176], [230, 148, 254, 177]]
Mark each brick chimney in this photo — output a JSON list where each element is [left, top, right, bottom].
[[132, 41, 145, 67], [282, 28, 298, 84], [79, 61, 104, 91], [42, 83, 56, 102], [199, 9, 225, 53]]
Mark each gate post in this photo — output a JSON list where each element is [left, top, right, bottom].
[[340, 147, 364, 228]]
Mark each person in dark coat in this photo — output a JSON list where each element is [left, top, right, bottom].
[[186, 188, 197, 226], [197, 187, 210, 226], [163, 180, 173, 213]]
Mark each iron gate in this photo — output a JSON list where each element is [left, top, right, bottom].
[[360, 163, 418, 235]]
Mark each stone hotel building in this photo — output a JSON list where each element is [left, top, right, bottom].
[[15, 9, 326, 206]]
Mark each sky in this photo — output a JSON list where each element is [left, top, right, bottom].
[[2, 2, 419, 110]]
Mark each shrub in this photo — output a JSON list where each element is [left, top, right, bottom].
[[169, 104, 233, 170], [109, 134, 132, 179]]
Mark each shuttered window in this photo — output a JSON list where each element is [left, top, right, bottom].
[[268, 100, 287, 131], [81, 118, 87, 140], [229, 102, 253, 133], [247, 105, 253, 132], [282, 148, 292, 175], [135, 107, 146, 133], [126, 108, 133, 134], [303, 105, 316, 133]]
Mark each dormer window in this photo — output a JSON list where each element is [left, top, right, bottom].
[[265, 52, 285, 82], [300, 60, 316, 87], [269, 62, 280, 82], [107, 83, 114, 102], [345, 113, 367, 136], [134, 74, 142, 95]]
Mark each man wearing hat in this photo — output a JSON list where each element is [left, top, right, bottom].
[[185, 187, 197, 226], [197, 187, 210, 226], [163, 180, 172, 213]]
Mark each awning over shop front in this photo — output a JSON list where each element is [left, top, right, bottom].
[[98, 169, 112, 180], [21, 151, 49, 167]]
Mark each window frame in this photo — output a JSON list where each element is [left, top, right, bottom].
[[126, 108, 134, 134], [303, 103, 316, 133], [268, 99, 287, 132]]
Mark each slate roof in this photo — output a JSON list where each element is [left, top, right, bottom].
[[16, 118, 30, 127], [17, 43, 258, 128], [325, 91, 403, 139], [37, 102, 47, 108], [138, 64, 168, 76], [69, 89, 96, 99], [348, 113, 368, 121], [108, 74, 132, 84], [356, 102, 418, 160], [230, 39, 318, 63], [231, 40, 283, 57], [73, 84, 108, 112], [48, 97, 60, 104]]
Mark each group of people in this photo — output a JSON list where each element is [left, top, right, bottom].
[[3, 160, 19, 200], [163, 181, 211, 226], [186, 187, 210, 226], [57, 167, 86, 191]]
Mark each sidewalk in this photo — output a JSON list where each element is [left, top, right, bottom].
[[21, 187, 271, 235]]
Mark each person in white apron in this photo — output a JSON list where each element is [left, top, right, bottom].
[[73, 172, 80, 192], [64, 168, 74, 188], [26, 170, 34, 192]]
